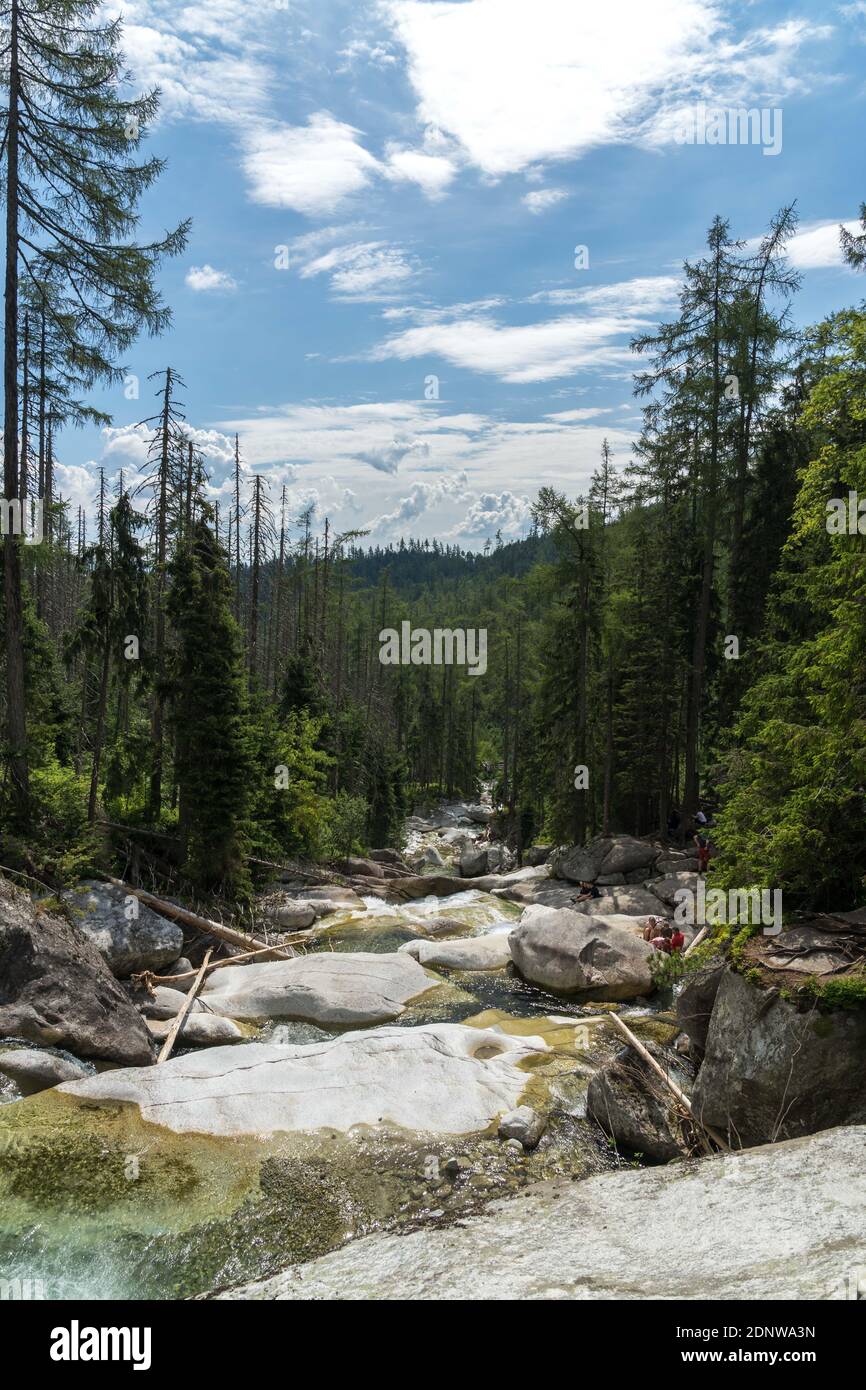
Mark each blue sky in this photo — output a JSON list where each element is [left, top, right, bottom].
[[57, 0, 866, 548]]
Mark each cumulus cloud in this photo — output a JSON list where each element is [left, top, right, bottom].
[[241, 113, 382, 216], [185, 264, 238, 292], [451, 488, 532, 538], [384, 0, 830, 175], [368, 472, 471, 531]]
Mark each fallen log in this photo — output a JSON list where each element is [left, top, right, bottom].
[[157, 949, 212, 1064], [97, 875, 294, 961], [142, 934, 319, 988], [683, 924, 710, 958], [607, 1010, 732, 1154]]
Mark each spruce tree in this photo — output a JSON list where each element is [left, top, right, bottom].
[[165, 519, 252, 897], [1, 0, 188, 822]]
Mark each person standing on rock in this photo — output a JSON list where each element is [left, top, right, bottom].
[[694, 830, 710, 876], [670, 925, 685, 953]]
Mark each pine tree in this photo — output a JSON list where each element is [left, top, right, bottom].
[[1, 0, 188, 823], [166, 519, 252, 897]]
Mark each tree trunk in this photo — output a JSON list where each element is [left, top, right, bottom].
[[3, 0, 29, 818]]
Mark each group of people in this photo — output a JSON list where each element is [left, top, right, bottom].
[[570, 883, 685, 954], [642, 916, 685, 954]]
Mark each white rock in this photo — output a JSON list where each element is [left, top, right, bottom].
[[568, 886, 667, 918], [399, 935, 512, 971], [498, 1105, 546, 1148], [648, 872, 700, 907], [198, 951, 437, 1025], [59, 1024, 549, 1138]]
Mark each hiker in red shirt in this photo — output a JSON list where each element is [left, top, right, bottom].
[[694, 830, 710, 876], [670, 927, 685, 953]]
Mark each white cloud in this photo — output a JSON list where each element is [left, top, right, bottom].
[[451, 489, 532, 538], [75, 400, 637, 549], [300, 241, 417, 299], [357, 435, 431, 474], [369, 309, 645, 382], [368, 472, 471, 531], [522, 187, 569, 214], [528, 275, 682, 311], [241, 113, 382, 216], [384, 0, 830, 175], [786, 219, 863, 269], [545, 407, 615, 422], [185, 264, 238, 292], [385, 145, 459, 198]]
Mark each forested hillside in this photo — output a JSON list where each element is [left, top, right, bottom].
[[4, 210, 865, 911]]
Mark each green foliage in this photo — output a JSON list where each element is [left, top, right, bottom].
[[713, 308, 866, 910], [318, 791, 370, 859], [165, 523, 252, 899], [247, 706, 331, 863]]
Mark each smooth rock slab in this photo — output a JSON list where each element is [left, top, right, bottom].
[[569, 886, 666, 918], [198, 951, 437, 1025], [59, 1024, 548, 1138], [399, 935, 513, 971], [220, 1126, 866, 1300]]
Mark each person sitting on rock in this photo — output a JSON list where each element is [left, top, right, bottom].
[[642, 915, 659, 942], [572, 879, 600, 904], [670, 925, 686, 953], [652, 924, 673, 953]]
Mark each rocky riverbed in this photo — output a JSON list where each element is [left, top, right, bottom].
[[1, 802, 864, 1300]]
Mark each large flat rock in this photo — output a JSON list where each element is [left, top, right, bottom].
[[198, 951, 437, 1025], [399, 935, 512, 971], [219, 1125, 866, 1300], [59, 1024, 548, 1138], [569, 886, 666, 917]]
